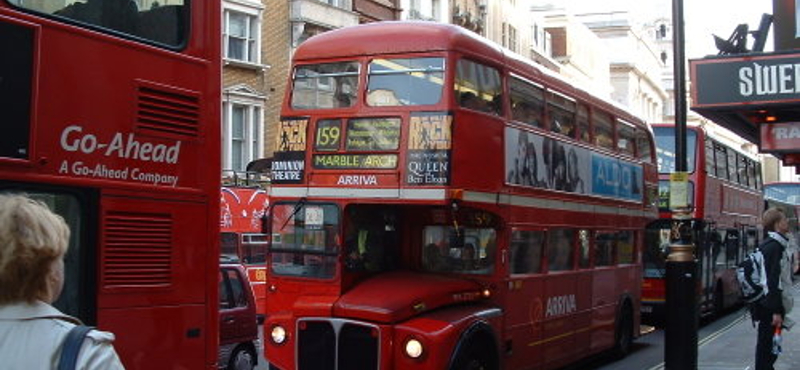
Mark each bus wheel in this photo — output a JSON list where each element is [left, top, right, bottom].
[[228, 345, 256, 370], [612, 303, 633, 359], [450, 338, 497, 370]]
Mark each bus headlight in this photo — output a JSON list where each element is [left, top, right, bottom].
[[404, 338, 424, 359], [271, 325, 287, 344]]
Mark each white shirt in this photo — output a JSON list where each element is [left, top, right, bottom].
[[0, 301, 125, 369]]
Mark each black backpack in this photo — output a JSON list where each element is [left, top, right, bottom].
[[736, 248, 768, 304]]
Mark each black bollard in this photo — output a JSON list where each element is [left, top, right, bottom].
[[664, 243, 698, 369]]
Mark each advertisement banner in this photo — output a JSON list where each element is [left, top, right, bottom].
[[405, 113, 452, 185], [504, 127, 590, 194], [271, 118, 308, 184], [590, 153, 643, 201]]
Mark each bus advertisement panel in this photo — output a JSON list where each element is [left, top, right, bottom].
[[0, 2, 221, 369], [642, 124, 763, 324], [263, 22, 657, 370]]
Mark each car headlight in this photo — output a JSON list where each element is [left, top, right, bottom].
[[404, 338, 424, 359], [271, 325, 287, 344]]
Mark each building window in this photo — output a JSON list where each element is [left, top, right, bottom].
[[224, 1, 263, 66], [223, 94, 264, 172], [508, 24, 518, 52], [320, 0, 348, 9], [501, 23, 517, 51]]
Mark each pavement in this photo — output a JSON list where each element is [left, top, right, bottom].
[[649, 281, 800, 370]]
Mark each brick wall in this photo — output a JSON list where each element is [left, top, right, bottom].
[[262, 0, 291, 158]]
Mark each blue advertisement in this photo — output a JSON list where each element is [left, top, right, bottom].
[[590, 154, 643, 201]]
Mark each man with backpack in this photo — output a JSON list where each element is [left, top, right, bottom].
[[754, 208, 795, 370]]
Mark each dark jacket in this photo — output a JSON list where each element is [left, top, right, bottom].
[[759, 235, 787, 315]]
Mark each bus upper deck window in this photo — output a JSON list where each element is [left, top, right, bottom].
[[510, 77, 544, 128], [617, 121, 636, 157], [11, 0, 189, 47], [291, 62, 360, 109], [366, 58, 445, 106], [547, 90, 576, 137], [593, 112, 614, 150], [455, 59, 501, 115]]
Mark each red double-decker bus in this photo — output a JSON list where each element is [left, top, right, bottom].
[[220, 174, 270, 316], [263, 22, 658, 370], [642, 124, 763, 324], [0, 1, 221, 368]]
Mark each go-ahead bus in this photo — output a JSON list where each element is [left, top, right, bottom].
[[0, 1, 221, 368], [264, 21, 658, 370], [642, 124, 763, 323]]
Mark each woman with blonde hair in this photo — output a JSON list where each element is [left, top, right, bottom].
[[0, 194, 124, 369]]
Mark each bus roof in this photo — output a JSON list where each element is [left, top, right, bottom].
[[294, 21, 503, 61], [294, 21, 646, 127]]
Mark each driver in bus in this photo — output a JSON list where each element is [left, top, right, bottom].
[[344, 215, 384, 272]]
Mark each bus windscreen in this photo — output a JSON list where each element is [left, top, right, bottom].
[[654, 126, 696, 173]]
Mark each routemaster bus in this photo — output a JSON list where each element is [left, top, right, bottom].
[[0, 1, 221, 369], [263, 22, 658, 370], [642, 124, 763, 324], [221, 173, 270, 316]]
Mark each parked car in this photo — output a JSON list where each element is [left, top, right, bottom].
[[219, 263, 262, 370]]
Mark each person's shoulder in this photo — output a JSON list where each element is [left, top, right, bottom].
[[78, 329, 125, 369], [86, 328, 117, 344]]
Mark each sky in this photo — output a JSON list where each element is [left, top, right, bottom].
[[683, 0, 774, 58], [564, 0, 775, 58]]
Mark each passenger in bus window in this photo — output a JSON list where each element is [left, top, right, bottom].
[[513, 101, 543, 127], [0, 195, 125, 369], [460, 92, 483, 111]]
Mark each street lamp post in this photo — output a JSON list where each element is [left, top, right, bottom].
[[665, 0, 698, 368]]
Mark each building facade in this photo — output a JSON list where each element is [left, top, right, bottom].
[[222, 0, 268, 175]]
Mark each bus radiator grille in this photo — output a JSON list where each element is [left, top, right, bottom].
[[297, 319, 379, 370]]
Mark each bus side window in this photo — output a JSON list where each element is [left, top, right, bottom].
[[593, 112, 614, 150], [705, 139, 716, 176], [510, 229, 544, 274], [616, 230, 635, 264], [595, 231, 616, 266], [714, 143, 727, 180], [726, 149, 737, 183], [617, 121, 636, 157], [455, 59, 502, 115], [578, 229, 591, 268], [547, 90, 576, 137], [635, 127, 652, 163], [725, 230, 740, 267], [547, 229, 575, 271], [509, 77, 544, 128], [577, 104, 590, 143]]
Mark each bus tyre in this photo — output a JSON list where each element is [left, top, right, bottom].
[[450, 338, 498, 370], [612, 303, 633, 359], [228, 345, 256, 370]]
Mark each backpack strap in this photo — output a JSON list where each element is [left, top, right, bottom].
[[58, 325, 94, 370]]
